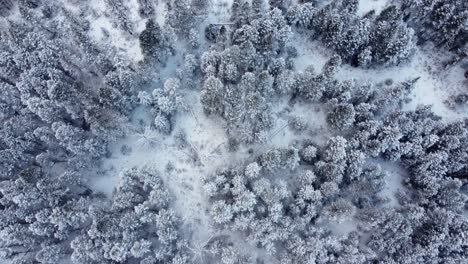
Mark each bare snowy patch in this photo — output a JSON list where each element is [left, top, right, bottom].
[[357, 0, 389, 16], [85, 0, 144, 62]]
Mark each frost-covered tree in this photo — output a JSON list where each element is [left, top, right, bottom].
[[0, 0, 14, 16], [401, 0, 468, 50], [138, 0, 155, 17], [204, 141, 391, 261], [327, 102, 356, 130], [369, 6, 415, 66], [105, 0, 134, 34], [71, 167, 187, 263], [140, 19, 173, 64], [167, 0, 196, 37], [287, 3, 316, 29], [289, 1, 416, 67], [0, 167, 89, 263], [201, 76, 224, 115]]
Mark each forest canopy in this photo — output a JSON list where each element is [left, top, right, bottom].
[[0, 0, 467, 263]]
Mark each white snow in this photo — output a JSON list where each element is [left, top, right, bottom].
[[206, 0, 233, 24], [268, 100, 329, 148], [154, 1, 168, 26], [357, 0, 389, 16], [128, 0, 148, 33], [377, 160, 406, 207], [328, 219, 358, 236], [86, 0, 144, 63], [292, 32, 332, 72]]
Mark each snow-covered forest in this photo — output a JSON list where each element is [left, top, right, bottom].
[[0, 0, 467, 263]]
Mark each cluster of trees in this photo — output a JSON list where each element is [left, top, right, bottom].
[[364, 203, 468, 263], [0, 167, 91, 263], [0, 0, 143, 176], [286, 1, 416, 67], [199, 7, 293, 143], [353, 107, 468, 209], [137, 0, 155, 18], [284, 0, 466, 65], [197, 0, 424, 145], [401, 0, 467, 51], [138, 77, 184, 134], [187, 235, 258, 264], [194, 6, 468, 261], [0, 1, 143, 263], [0, 1, 204, 262], [139, 18, 175, 65], [0, 165, 186, 263], [105, 0, 134, 35], [203, 139, 389, 261], [204, 83, 468, 262], [71, 167, 187, 264]]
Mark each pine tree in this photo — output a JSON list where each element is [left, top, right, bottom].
[[140, 19, 173, 64], [327, 103, 356, 130], [201, 76, 224, 115], [138, 0, 155, 17]]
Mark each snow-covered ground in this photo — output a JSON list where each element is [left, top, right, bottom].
[[377, 160, 406, 207], [86, 0, 145, 62], [292, 32, 331, 72], [357, 0, 389, 15], [266, 99, 329, 149]]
